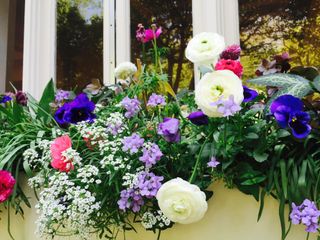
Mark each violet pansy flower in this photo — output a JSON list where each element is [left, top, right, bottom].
[[187, 111, 209, 126], [243, 86, 258, 102], [270, 95, 311, 139], [157, 117, 180, 142]]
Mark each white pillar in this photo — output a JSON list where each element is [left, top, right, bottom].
[[104, 0, 116, 85], [115, 0, 131, 65], [0, 0, 9, 93], [23, 0, 56, 100]]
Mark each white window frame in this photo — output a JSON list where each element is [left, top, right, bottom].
[[22, 0, 239, 99]]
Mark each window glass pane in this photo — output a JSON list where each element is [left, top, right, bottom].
[[239, 0, 320, 79], [57, 0, 103, 90], [130, 0, 193, 91], [6, 0, 25, 91]]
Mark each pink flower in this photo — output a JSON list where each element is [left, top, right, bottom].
[[215, 59, 243, 78], [136, 23, 146, 43], [143, 27, 162, 43], [220, 44, 241, 60], [0, 170, 16, 203], [50, 135, 74, 172]]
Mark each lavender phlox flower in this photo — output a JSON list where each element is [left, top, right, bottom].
[[157, 118, 180, 142], [139, 143, 163, 168], [55, 90, 70, 102], [211, 95, 241, 117], [147, 93, 166, 107], [121, 96, 141, 118], [207, 157, 220, 168], [122, 133, 145, 155]]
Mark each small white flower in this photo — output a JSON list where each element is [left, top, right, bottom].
[[114, 62, 137, 80], [156, 178, 208, 224], [195, 70, 244, 117], [185, 32, 225, 65]]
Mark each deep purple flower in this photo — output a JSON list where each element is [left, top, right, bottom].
[[147, 93, 166, 107], [117, 171, 163, 212], [290, 199, 320, 233], [54, 93, 96, 125], [270, 95, 311, 139], [211, 95, 241, 117], [139, 143, 163, 167], [220, 44, 241, 60], [243, 86, 258, 102], [158, 118, 180, 142], [121, 96, 141, 118], [15, 91, 28, 106], [122, 133, 145, 154], [187, 111, 209, 125], [55, 89, 70, 102], [0, 95, 12, 104], [208, 157, 220, 168]]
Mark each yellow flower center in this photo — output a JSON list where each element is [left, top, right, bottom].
[[291, 117, 297, 123], [210, 85, 224, 101], [172, 200, 187, 214]]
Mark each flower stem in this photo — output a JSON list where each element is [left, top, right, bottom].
[[157, 229, 161, 240], [189, 130, 214, 183], [7, 203, 14, 240]]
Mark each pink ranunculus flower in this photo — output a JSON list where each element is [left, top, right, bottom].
[[50, 135, 74, 172], [143, 27, 162, 43], [215, 59, 243, 78], [0, 170, 16, 203]]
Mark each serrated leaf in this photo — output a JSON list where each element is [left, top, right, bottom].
[[248, 73, 309, 88], [313, 75, 320, 92]]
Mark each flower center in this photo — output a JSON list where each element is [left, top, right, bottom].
[[172, 200, 187, 214], [291, 117, 297, 123], [211, 85, 224, 101]]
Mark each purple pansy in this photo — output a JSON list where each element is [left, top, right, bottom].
[[187, 111, 209, 126], [243, 86, 258, 102], [122, 133, 145, 155], [117, 171, 163, 212], [270, 95, 311, 139], [157, 117, 180, 142], [121, 96, 141, 118], [139, 143, 163, 168], [290, 199, 320, 233], [0, 95, 12, 104], [147, 93, 166, 107], [208, 157, 220, 168], [54, 93, 96, 125], [211, 95, 241, 117]]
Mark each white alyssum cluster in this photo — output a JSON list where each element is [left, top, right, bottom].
[[61, 147, 82, 167], [141, 210, 171, 229], [76, 165, 101, 185], [23, 139, 52, 169], [121, 166, 145, 188], [36, 173, 101, 240], [105, 112, 126, 136]]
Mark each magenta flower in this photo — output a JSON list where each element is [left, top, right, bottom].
[[143, 27, 162, 43], [0, 170, 16, 203], [220, 44, 241, 60], [136, 23, 146, 43]]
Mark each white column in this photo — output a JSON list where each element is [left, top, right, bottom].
[[23, 0, 56, 100], [104, 0, 116, 85], [0, 0, 9, 93], [115, 0, 131, 65]]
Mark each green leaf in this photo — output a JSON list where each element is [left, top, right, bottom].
[[289, 66, 319, 80], [277, 129, 291, 138], [248, 73, 309, 88], [279, 159, 288, 199], [253, 151, 269, 162], [245, 132, 259, 139], [257, 189, 266, 221], [313, 75, 320, 92], [37, 79, 55, 121]]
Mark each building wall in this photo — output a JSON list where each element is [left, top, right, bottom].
[[0, 0, 9, 93], [0, 180, 317, 240]]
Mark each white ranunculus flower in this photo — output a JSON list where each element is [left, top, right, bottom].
[[195, 70, 244, 118], [114, 62, 137, 80], [185, 32, 225, 65], [156, 178, 208, 224]]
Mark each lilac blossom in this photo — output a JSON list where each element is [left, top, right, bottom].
[[157, 118, 180, 142], [121, 96, 141, 118], [290, 199, 320, 233], [147, 93, 166, 107], [211, 95, 242, 117], [139, 143, 163, 168], [122, 133, 145, 154], [55, 90, 70, 102], [117, 172, 163, 212], [136, 24, 146, 43], [207, 157, 220, 168]]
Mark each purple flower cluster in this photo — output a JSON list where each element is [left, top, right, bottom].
[[55, 89, 70, 102], [211, 95, 241, 117], [106, 122, 123, 136], [122, 133, 145, 154], [118, 171, 163, 212], [157, 118, 180, 142], [139, 143, 163, 168], [54, 93, 96, 125], [290, 199, 320, 233], [147, 93, 166, 107], [270, 95, 311, 139], [136, 23, 146, 43], [121, 96, 141, 118], [0, 95, 12, 104]]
